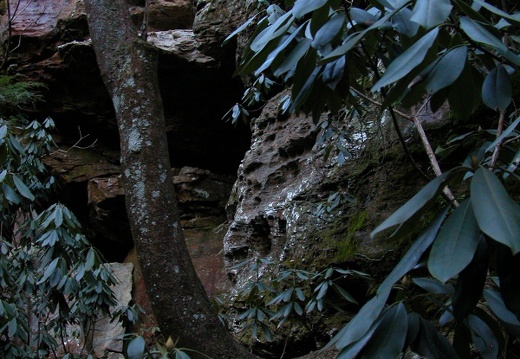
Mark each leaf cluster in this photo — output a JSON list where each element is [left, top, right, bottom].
[[0, 115, 129, 358], [229, 0, 520, 120], [226, 257, 368, 346], [227, 0, 520, 357]]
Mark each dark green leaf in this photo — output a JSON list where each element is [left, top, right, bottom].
[[2, 183, 20, 204], [371, 172, 448, 238], [484, 289, 520, 326], [410, 0, 452, 29], [413, 317, 460, 358], [467, 314, 499, 359], [223, 14, 259, 45], [85, 248, 96, 270], [54, 205, 63, 227], [482, 65, 512, 111], [290, 66, 323, 113], [250, 12, 294, 52], [459, 17, 520, 66], [12, 174, 35, 201], [472, 0, 520, 26], [350, 8, 379, 26], [273, 38, 312, 77], [328, 288, 390, 350], [312, 12, 345, 49], [452, 236, 488, 320], [485, 116, 520, 152], [496, 243, 520, 320], [293, 0, 328, 19], [322, 56, 345, 90], [392, 7, 419, 37], [358, 303, 408, 358], [379, 207, 449, 293], [405, 312, 421, 347], [333, 283, 357, 304], [448, 62, 480, 119], [424, 46, 467, 94], [321, 2, 409, 64], [39, 257, 59, 284], [255, 22, 307, 76], [372, 28, 439, 92], [413, 277, 454, 295], [453, 321, 471, 359], [471, 168, 520, 254], [316, 281, 329, 300], [8, 319, 17, 337], [126, 336, 145, 359], [428, 199, 480, 283]]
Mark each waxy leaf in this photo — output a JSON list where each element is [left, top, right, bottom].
[[125, 336, 146, 359], [452, 236, 489, 320], [460, 17, 520, 66], [372, 28, 439, 92], [482, 65, 512, 111], [351, 7, 379, 26], [293, 0, 328, 19], [413, 277, 454, 295], [392, 7, 419, 37], [379, 207, 448, 294], [472, 0, 520, 26], [424, 46, 467, 94], [12, 174, 35, 201], [448, 62, 479, 119], [484, 289, 520, 326], [467, 314, 499, 359], [255, 22, 307, 76], [274, 38, 312, 77], [2, 183, 20, 204], [223, 13, 259, 45], [410, 0, 453, 29], [250, 12, 294, 52], [413, 317, 460, 358], [359, 303, 408, 358], [322, 56, 345, 90], [371, 171, 448, 238], [312, 12, 345, 49], [471, 168, 520, 254], [321, 1, 410, 64], [496, 244, 520, 320], [328, 288, 391, 350], [0, 125, 6, 139], [428, 199, 480, 283], [485, 116, 520, 152]]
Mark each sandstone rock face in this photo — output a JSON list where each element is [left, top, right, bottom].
[[224, 91, 322, 265], [1, 0, 249, 173], [193, 0, 255, 60]]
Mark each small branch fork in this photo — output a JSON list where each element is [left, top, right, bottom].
[[351, 87, 458, 206]]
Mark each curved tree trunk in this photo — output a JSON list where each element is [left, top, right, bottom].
[[83, 1, 256, 358]]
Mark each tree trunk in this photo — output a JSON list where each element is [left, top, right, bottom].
[[83, 1, 256, 358]]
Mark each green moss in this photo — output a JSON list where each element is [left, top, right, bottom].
[[335, 210, 367, 262], [317, 210, 368, 263], [0, 76, 44, 115]]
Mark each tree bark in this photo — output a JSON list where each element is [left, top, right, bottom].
[[83, 1, 256, 357]]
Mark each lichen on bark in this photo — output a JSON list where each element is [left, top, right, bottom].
[[83, 0, 257, 357]]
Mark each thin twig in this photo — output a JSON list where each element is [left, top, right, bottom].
[[140, 0, 150, 40], [490, 109, 506, 169], [49, 127, 98, 155], [411, 107, 458, 206], [350, 87, 411, 120]]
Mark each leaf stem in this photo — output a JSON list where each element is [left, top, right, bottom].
[[490, 110, 506, 168]]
